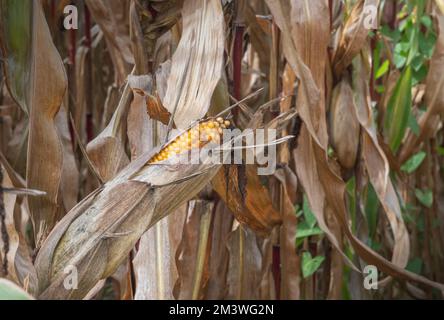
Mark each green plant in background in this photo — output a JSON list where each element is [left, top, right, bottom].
[[0, 279, 33, 300], [379, 0, 436, 152], [295, 196, 324, 248], [295, 196, 325, 279]]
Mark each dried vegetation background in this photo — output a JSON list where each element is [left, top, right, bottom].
[[0, 0, 444, 299]]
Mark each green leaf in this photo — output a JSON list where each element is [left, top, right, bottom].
[[401, 151, 426, 173], [406, 257, 423, 274], [376, 84, 385, 93], [365, 184, 379, 239], [394, 43, 408, 68], [412, 65, 428, 85], [375, 60, 390, 79], [385, 66, 412, 152], [406, 27, 418, 65], [420, 16, 432, 29], [419, 32, 437, 58], [381, 25, 401, 42], [303, 195, 317, 228], [294, 204, 303, 217], [301, 252, 325, 278], [0, 279, 33, 300], [437, 146, 444, 156], [295, 222, 324, 239], [407, 112, 420, 136], [415, 188, 433, 208]]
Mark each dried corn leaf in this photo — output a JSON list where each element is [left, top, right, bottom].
[[333, 0, 379, 76], [128, 74, 171, 128], [55, 107, 79, 212], [257, 236, 276, 300], [175, 200, 214, 299], [352, 55, 410, 271], [0, 163, 37, 294], [212, 165, 281, 236], [133, 211, 185, 300], [204, 201, 233, 299], [268, 0, 354, 271], [226, 224, 262, 299], [23, 1, 67, 247], [162, 0, 224, 129], [266, 0, 327, 149], [85, 0, 134, 84], [86, 79, 132, 182], [275, 166, 300, 299], [128, 98, 184, 301]]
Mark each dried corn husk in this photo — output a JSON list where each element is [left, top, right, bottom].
[[329, 78, 360, 170], [35, 144, 227, 299]]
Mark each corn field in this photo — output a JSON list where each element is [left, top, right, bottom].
[[0, 0, 444, 300]]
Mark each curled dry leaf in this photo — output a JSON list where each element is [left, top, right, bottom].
[[86, 78, 132, 182], [332, 0, 379, 77], [296, 124, 444, 292], [55, 107, 79, 212], [128, 74, 171, 127], [212, 164, 281, 236]]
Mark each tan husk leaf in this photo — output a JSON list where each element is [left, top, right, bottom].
[[329, 78, 360, 170], [86, 77, 132, 182], [35, 145, 225, 299]]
